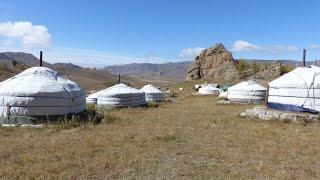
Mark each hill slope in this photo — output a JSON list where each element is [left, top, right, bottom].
[[0, 52, 143, 93], [0, 52, 52, 67], [56, 65, 143, 92], [104, 61, 191, 84]]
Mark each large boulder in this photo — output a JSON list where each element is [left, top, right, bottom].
[[186, 43, 237, 81]]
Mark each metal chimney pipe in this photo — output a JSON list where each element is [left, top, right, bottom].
[[303, 49, 306, 66], [118, 74, 121, 83], [40, 51, 43, 67]]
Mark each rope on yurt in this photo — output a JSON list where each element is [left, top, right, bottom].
[[309, 72, 320, 109], [291, 70, 309, 108]]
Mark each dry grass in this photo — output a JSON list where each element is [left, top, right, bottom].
[[1, 93, 320, 178]]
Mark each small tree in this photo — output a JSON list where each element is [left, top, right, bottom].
[[251, 62, 260, 73], [12, 60, 18, 67], [0, 64, 6, 75], [15, 62, 28, 71], [280, 65, 294, 75], [236, 59, 249, 74]]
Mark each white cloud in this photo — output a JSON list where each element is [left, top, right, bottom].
[[178, 47, 204, 58], [309, 44, 320, 50], [233, 40, 261, 52], [232, 40, 299, 54], [2, 38, 14, 46], [0, 21, 51, 48]]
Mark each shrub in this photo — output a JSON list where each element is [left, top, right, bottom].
[[0, 64, 7, 75], [280, 65, 294, 75], [13, 62, 28, 71], [86, 104, 103, 124], [236, 59, 250, 74], [52, 105, 103, 129], [251, 62, 260, 73], [11, 61, 18, 67]]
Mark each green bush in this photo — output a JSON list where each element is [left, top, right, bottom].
[[251, 62, 260, 73], [11, 61, 18, 67], [280, 65, 294, 75], [0, 64, 7, 75], [86, 104, 103, 124], [236, 59, 250, 74], [13, 62, 28, 71]]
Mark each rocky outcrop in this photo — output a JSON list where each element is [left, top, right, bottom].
[[241, 106, 318, 123], [186, 43, 237, 82]]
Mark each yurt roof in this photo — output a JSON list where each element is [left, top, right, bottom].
[[201, 83, 219, 88], [199, 84, 220, 91], [0, 67, 83, 97], [228, 80, 266, 91], [141, 84, 163, 94], [269, 66, 320, 88], [89, 83, 143, 97]]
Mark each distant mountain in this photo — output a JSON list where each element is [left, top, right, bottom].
[[0, 52, 143, 92], [1, 51, 319, 88], [104, 59, 320, 84], [0, 52, 84, 70], [53, 62, 82, 69], [57, 66, 143, 92], [241, 59, 318, 67], [104, 61, 191, 84], [0, 52, 52, 67]]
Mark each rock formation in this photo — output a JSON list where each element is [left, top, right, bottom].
[[186, 43, 237, 82]]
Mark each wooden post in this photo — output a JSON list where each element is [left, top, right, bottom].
[[118, 74, 121, 83], [303, 49, 306, 66], [40, 51, 43, 67], [265, 85, 269, 107]]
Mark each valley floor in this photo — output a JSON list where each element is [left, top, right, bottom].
[[1, 95, 320, 178]]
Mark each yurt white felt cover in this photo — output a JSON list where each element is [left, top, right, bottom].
[[141, 84, 165, 102], [198, 84, 220, 95], [227, 80, 266, 103], [88, 83, 146, 107], [219, 91, 228, 98], [0, 67, 86, 116], [268, 66, 320, 113]]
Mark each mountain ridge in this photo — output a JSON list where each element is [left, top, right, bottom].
[[104, 61, 191, 84], [0, 52, 143, 92], [0, 51, 319, 85], [104, 59, 319, 83]]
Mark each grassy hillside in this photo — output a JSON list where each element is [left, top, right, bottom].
[[0, 83, 319, 178], [0, 60, 145, 93], [56, 66, 144, 93], [104, 61, 190, 84], [0, 52, 145, 92]]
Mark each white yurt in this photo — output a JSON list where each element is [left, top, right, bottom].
[[198, 84, 220, 95], [87, 83, 146, 107], [219, 91, 228, 99], [194, 84, 201, 90], [141, 84, 165, 102], [268, 66, 320, 113], [227, 80, 267, 103], [0, 67, 86, 117], [86, 96, 98, 104]]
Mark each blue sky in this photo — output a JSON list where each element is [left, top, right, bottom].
[[0, 0, 320, 67]]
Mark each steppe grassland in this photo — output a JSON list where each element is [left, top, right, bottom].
[[0, 83, 320, 179]]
